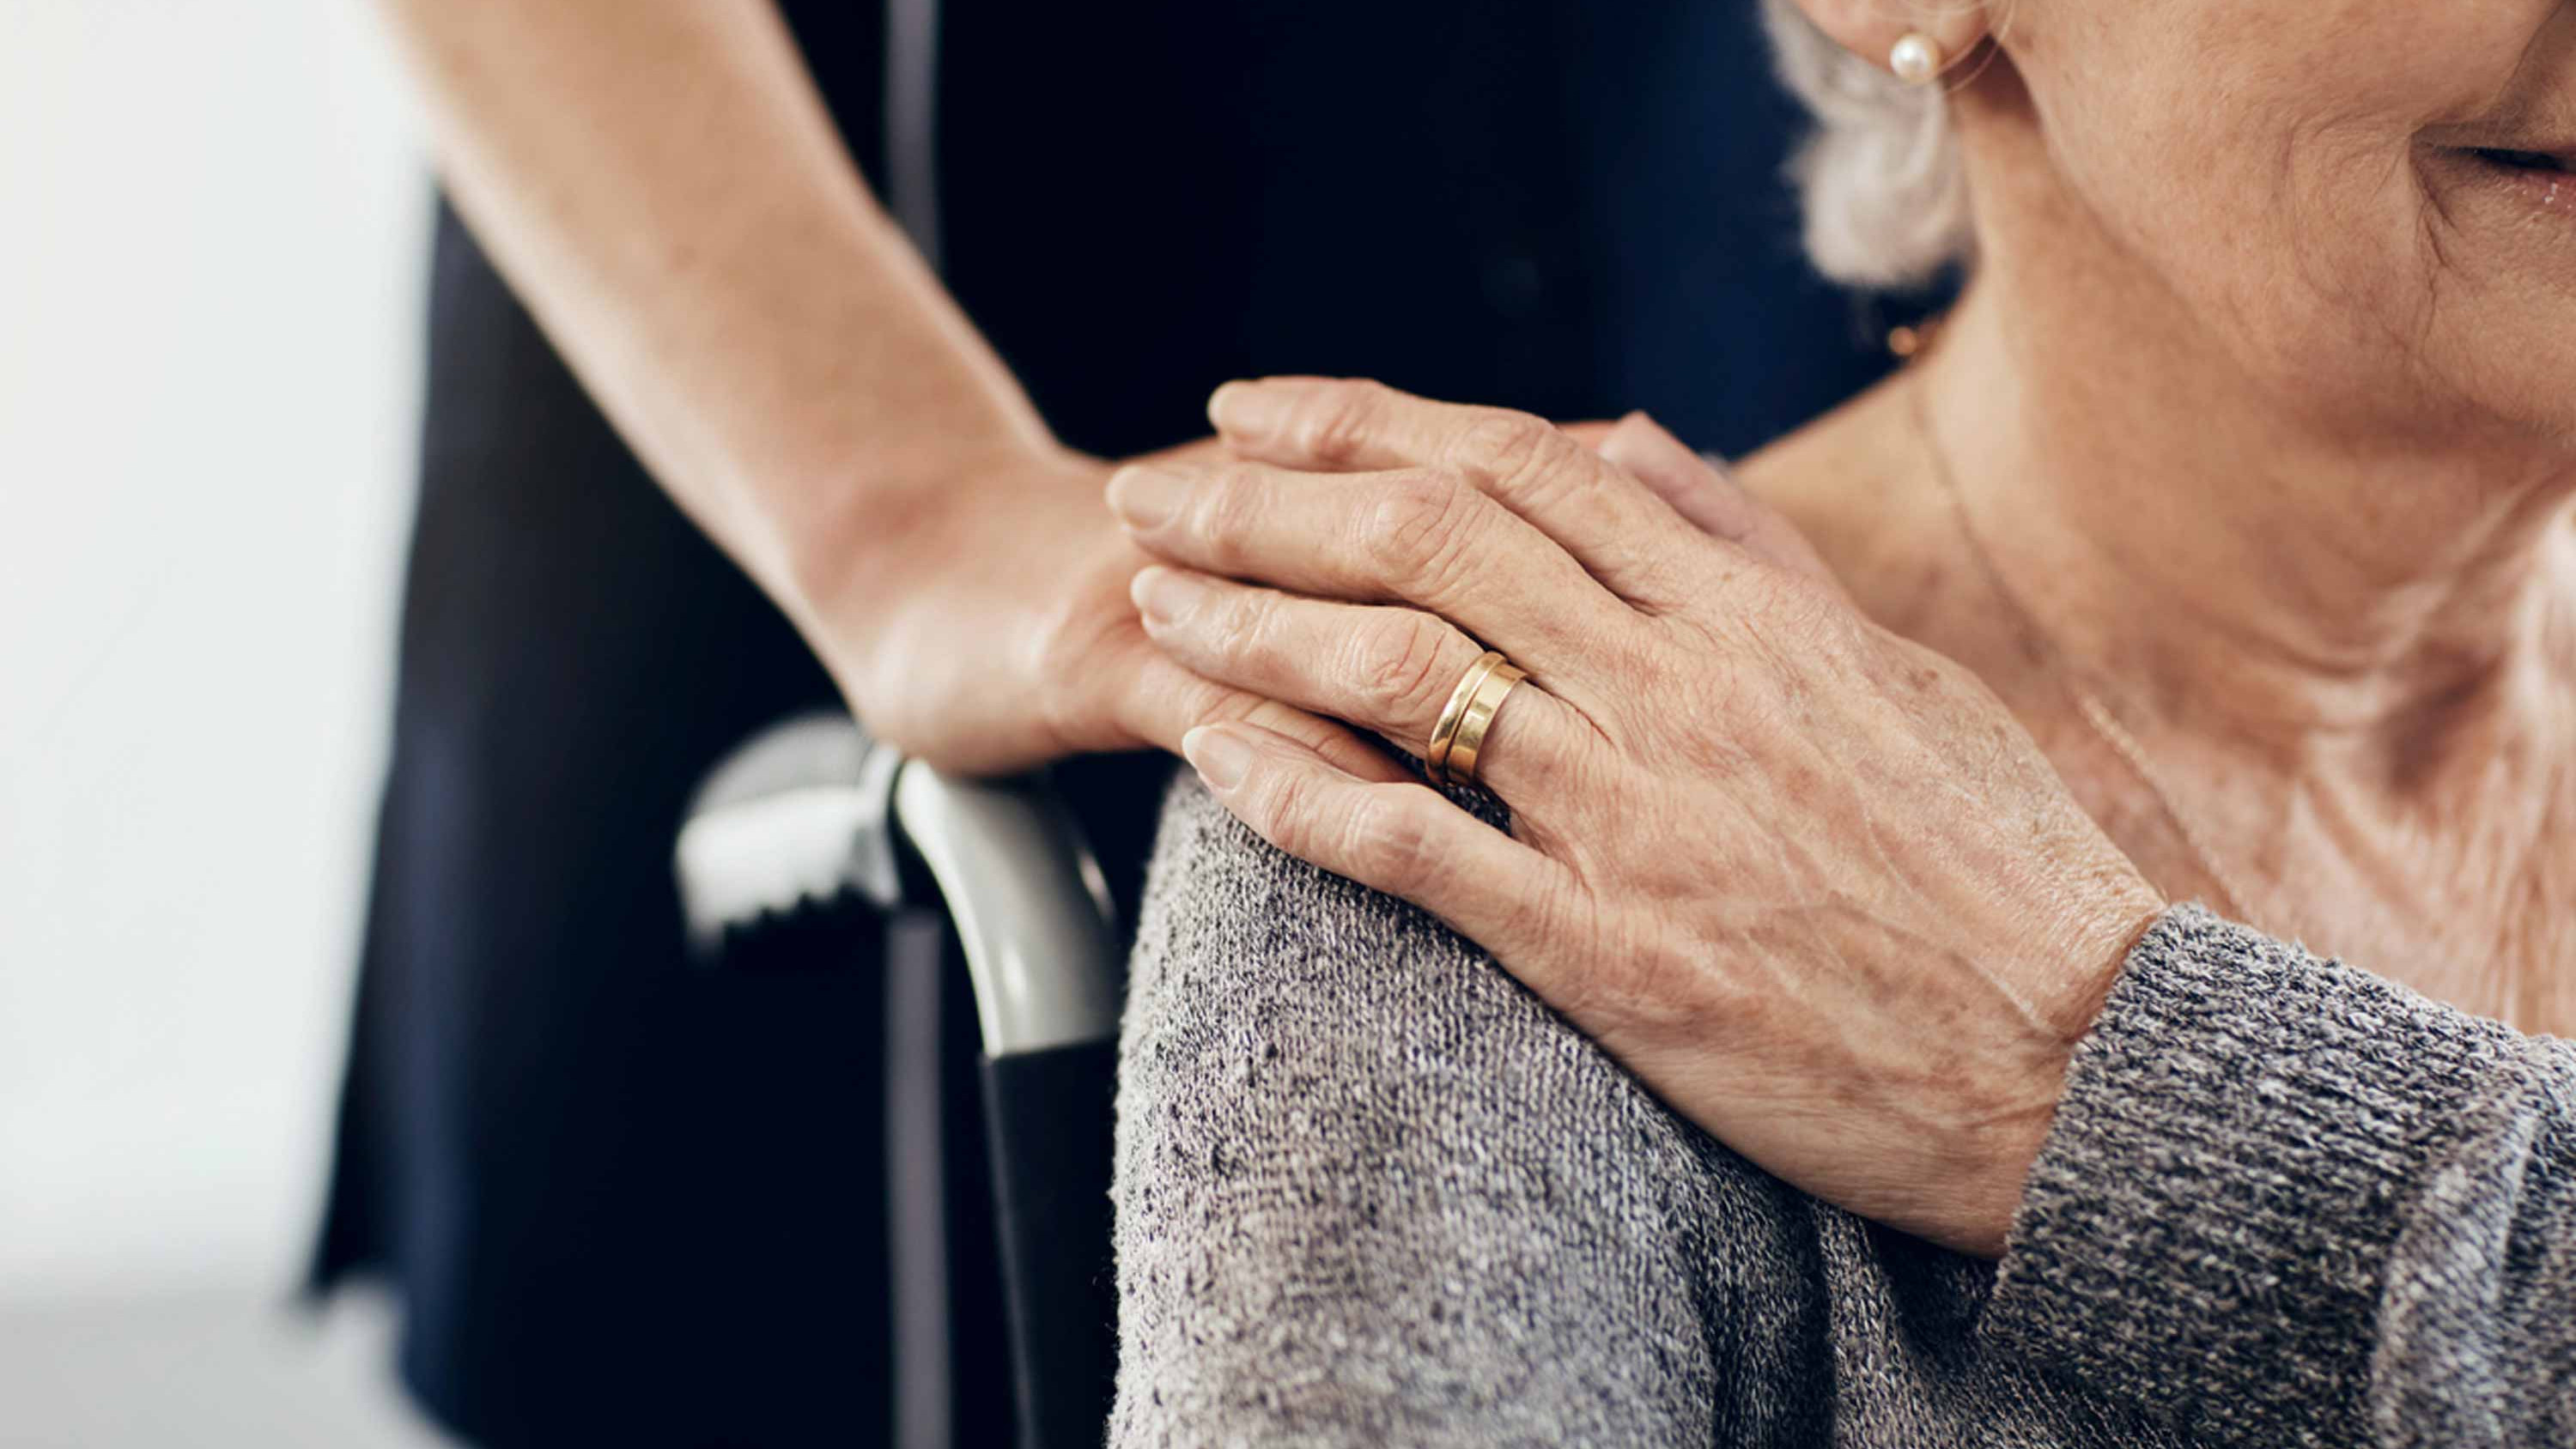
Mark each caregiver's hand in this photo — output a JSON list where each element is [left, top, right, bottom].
[[1109, 378, 2169, 1258], [845, 438, 1404, 781]]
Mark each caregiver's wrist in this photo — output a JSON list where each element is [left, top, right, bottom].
[[781, 439, 1097, 640]]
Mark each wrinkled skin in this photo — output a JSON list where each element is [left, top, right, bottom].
[[1111, 0, 2576, 1254], [1112, 379, 2167, 1258]]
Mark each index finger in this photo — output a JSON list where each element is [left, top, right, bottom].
[[1208, 378, 1732, 612]]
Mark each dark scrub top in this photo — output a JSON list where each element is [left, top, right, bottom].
[[310, 2, 1906, 1445]]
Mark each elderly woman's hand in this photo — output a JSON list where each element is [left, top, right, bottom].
[[1107, 378, 2169, 1257]]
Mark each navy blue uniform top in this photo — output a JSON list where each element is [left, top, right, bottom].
[[312, 3, 1905, 1445]]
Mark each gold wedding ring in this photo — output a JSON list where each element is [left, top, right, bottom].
[[1426, 649, 1528, 788]]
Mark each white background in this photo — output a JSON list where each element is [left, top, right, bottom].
[[3, 0, 446, 1440]]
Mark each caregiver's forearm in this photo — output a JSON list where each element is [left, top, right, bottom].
[[373, 0, 1057, 634], [1984, 906, 2576, 1446]]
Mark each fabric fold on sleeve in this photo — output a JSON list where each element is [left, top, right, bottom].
[[1983, 904, 2576, 1449]]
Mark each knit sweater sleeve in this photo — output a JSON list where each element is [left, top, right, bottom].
[[1983, 904, 2576, 1447], [1108, 777, 1785, 1448]]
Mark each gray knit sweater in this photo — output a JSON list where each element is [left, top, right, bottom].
[[1110, 774, 2576, 1447]]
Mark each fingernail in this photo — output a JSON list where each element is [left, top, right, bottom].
[[1181, 724, 1255, 791], [1207, 379, 1290, 438], [1129, 566, 1209, 625], [1106, 464, 1188, 530]]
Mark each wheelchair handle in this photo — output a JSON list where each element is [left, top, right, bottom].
[[674, 714, 1123, 1055]]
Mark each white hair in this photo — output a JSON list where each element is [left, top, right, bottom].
[[1758, 0, 1974, 290]]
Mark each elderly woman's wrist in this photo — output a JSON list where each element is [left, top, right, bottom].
[[2063, 891, 2172, 1038], [1963, 890, 2171, 1257]]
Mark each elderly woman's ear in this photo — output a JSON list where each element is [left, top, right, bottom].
[[1789, 0, 1992, 84]]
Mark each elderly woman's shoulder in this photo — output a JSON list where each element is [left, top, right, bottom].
[[1117, 771, 1726, 1202], [1109, 772, 2184, 1448], [1110, 772, 1826, 1443], [1120, 769, 1692, 1152]]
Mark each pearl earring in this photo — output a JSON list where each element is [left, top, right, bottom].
[[1890, 33, 1944, 85]]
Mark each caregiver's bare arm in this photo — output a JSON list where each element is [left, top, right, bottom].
[[370, 0, 1388, 778], [374, 0, 1039, 598], [1987, 907, 2576, 1449]]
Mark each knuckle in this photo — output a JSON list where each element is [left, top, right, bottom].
[[1343, 788, 1437, 886], [1205, 584, 1275, 661], [1452, 409, 1561, 486], [1353, 615, 1456, 723], [1189, 465, 1267, 561], [1292, 379, 1386, 465], [1366, 470, 1480, 600], [1245, 763, 1319, 852]]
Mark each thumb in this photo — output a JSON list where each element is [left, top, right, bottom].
[[1595, 412, 1850, 602]]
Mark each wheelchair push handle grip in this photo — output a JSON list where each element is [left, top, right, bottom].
[[674, 712, 1123, 1058]]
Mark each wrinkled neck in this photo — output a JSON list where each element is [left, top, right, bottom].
[[1913, 281, 2576, 774]]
